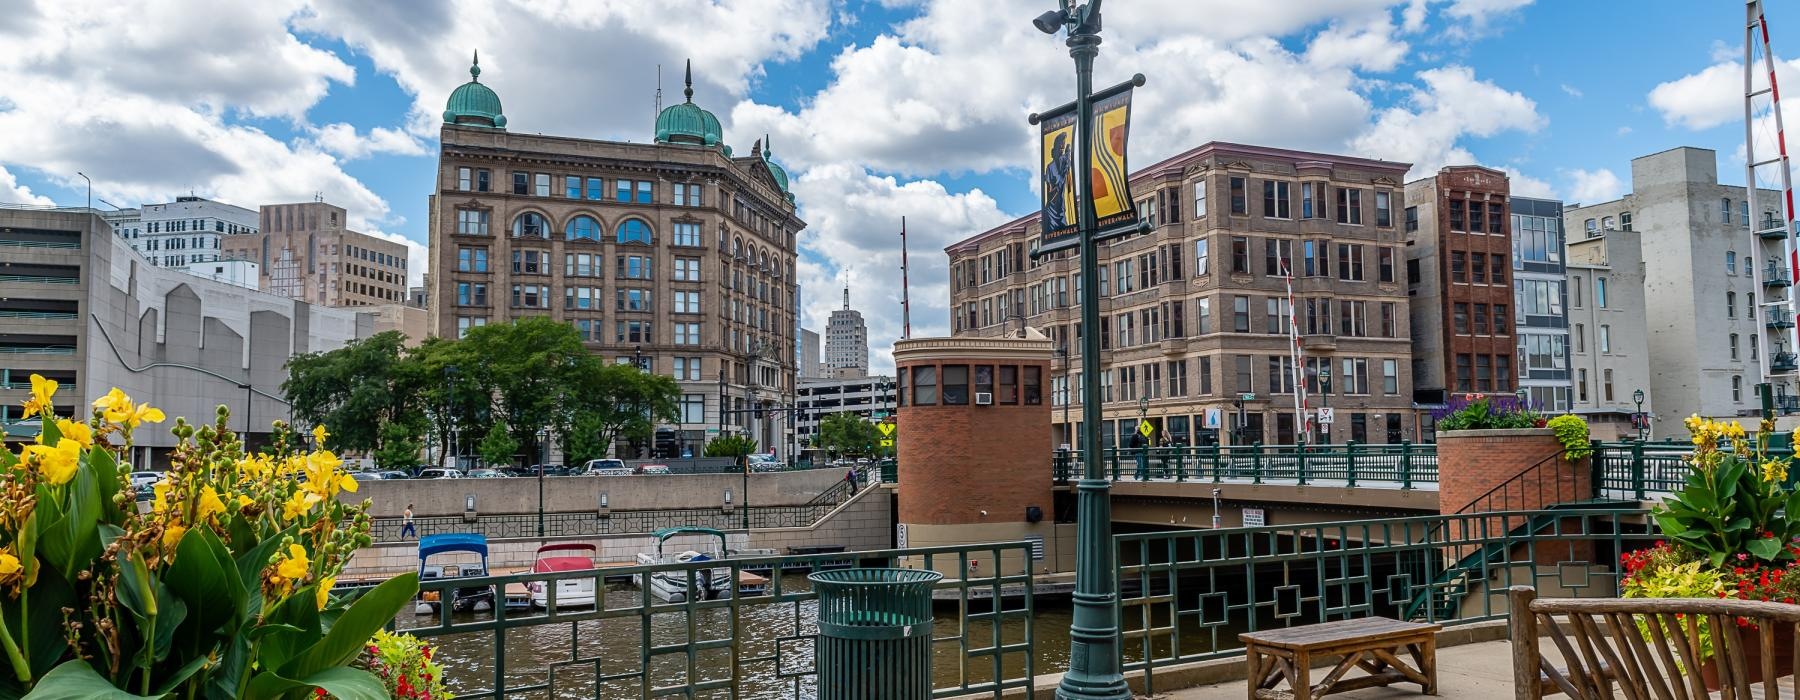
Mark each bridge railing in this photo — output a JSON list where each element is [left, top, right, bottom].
[[389, 541, 1035, 699], [1053, 442, 1439, 488], [1591, 440, 1792, 499], [1112, 508, 1653, 696]]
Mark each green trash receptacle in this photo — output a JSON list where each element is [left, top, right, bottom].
[[809, 568, 943, 699]]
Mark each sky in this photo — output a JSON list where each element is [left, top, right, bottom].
[[0, 0, 1793, 374]]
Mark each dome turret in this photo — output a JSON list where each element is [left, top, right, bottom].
[[443, 51, 506, 129], [763, 134, 792, 199], [655, 60, 723, 147]]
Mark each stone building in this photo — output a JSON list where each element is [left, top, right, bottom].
[[947, 142, 1417, 448], [824, 287, 869, 379], [1563, 225, 1653, 439], [219, 201, 411, 308], [427, 56, 804, 456]]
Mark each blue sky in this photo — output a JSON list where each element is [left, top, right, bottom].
[[0, 0, 1790, 372]]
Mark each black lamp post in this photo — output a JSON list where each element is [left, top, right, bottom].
[[1633, 388, 1647, 442], [444, 364, 459, 470], [536, 426, 548, 536], [1032, 2, 1132, 697]]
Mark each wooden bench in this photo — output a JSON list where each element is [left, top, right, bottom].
[[1508, 586, 1800, 700], [1240, 617, 1440, 699]]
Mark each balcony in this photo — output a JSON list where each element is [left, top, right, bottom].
[[1778, 394, 1800, 415], [1770, 307, 1796, 329], [1160, 337, 1188, 355], [1765, 263, 1793, 288], [1774, 351, 1799, 373], [1301, 333, 1337, 351], [1759, 216, 1790, 239]]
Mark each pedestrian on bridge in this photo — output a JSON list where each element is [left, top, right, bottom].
[[401, 503, 416, 539]]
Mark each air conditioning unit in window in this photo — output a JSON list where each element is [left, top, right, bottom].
[[975, 392, 994, 405]]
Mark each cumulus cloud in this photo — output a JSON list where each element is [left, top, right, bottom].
[[1648, 57, 1800, 131], [1442, 0, 1533, 38], [1499, 166, 1555, 199], [310, 123, 427, 160], [1350, 65, 1544, 178], [1563, 168, 1625, 205], [0, 165, 53, 206]]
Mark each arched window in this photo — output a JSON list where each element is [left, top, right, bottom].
[[512, 212, 547, 238], [760, 251, 770, 270], [616, 219, 652, 244], [566, 215, 600, 241], [733, 237, 744, 260]]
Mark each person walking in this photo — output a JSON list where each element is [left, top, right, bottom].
[[401, 503, 416, 539]]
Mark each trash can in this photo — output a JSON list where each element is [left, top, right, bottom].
[[809, 568, 943, 699]]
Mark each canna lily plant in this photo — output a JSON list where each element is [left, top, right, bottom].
[[0, 375, 418, 698], [1652, 415, 1800, 569]]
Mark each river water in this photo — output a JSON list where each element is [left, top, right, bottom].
[[397, 574, 1074, 699]]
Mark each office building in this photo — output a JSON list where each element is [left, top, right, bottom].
[[948, 142, 1417, 447], [1563, 224, 1653, 439], [1510, 196, 1573, 412], [795, 374, 895, 445], [800, 328, 823, 379], [1403, 166, 1519, 409], [427, 56, 805, 456], [825, 288, 869, 379], [0, 208, 371, 464], [218, 201, 410, 307], [126, 196, 261, 288], [1566, 147, 1786, 434]]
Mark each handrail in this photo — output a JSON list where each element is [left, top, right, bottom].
[[1053, 441, 1438, 488]]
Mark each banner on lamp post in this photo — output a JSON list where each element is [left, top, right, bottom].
[[1035, 84, 1140, 255]]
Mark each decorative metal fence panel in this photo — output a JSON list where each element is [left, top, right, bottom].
[[1054, 443, 1439, 488], [1592, 441, 1790, 498], [1112, 508, 1654, 695], [393, 541, 1035, 699]]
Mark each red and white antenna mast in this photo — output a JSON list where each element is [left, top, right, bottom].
[[1744, 0, 1799, 396]]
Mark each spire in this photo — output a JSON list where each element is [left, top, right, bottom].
[[764, 133, 772, 157], [683, 58, 694, 102], [470, 50, 481, 81], [843, 271, 851, 309]]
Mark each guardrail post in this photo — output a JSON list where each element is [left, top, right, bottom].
[[1295, 442, 1309, 486], [1211, 443, 1223, 483], [1110, 447, 1121, 482], [1345, 440, 1359, 488], [1252, 442, 1264, 484], [1588, 440, 1605, 498], [1630, 440, 1647, 501], [1399, 440, 1413, 490]]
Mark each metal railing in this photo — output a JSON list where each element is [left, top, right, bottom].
[[1113, 508, 1653, 695], [1053, 442, 1439, 488], [0, 346, 76, 355], [0, 274, 78, 284], [1592, 440, 1793, 498], [396, 541, 1035, 699], [0, 310, 78, 319], [0, 239, 80, 249]]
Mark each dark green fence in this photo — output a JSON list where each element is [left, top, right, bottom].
[[1112, 508, 1654, 695], [395, 541, 1035, 699], [1591, 440, 1792, 499], [1054, 442, 1439, 488]]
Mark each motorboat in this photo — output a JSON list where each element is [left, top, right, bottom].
[[414, 533, 495, 614], [634, 527, 739, 603], [529, 543, 600, 609]]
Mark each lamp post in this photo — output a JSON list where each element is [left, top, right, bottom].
[[238, 382, 253, 446], [444, 364, 459, 470], [1033, 2, 1132, 696], [1318, 365, 1331, 445], [536, 427, 548, 537], [1058, 345, 1072, 450], [1633, 388, 1647, 442]]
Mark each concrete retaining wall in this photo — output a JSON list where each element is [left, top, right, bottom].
[[348, 467, 853, 518]]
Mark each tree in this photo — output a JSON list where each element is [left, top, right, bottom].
[[455, 317, 587, 460], [478, 421, 519, 467], [284, 330, 428, 458], [561, 358, 681, 459], [815, 413, 881, 457], [373, 420, 424, 470], [704, 434, 758, 458]]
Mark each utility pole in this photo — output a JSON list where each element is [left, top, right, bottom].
[[901, 216, 913, 339]]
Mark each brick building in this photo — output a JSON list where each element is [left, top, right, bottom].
[[427, 56, 804, 456], [946, 142, 1418, 448], [219, 201, 411, 307], [1404, 166, 1517, 408]]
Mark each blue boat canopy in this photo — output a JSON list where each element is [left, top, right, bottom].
[[419, 533, 489, 559], [652, 526, 727, 542]]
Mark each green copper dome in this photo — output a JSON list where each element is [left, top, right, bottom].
[[443, 51, 506, 129], [763, 135, 790, 193], [656, 61, 723, 146]]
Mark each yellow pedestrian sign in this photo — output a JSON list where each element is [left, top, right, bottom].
[[878, 422, 896, 437], [1137, 420, 1154, 438], [879, 438, 895, 448]]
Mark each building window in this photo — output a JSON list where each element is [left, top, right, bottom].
[[456, 316, 486, 338], [616, 320, 653, 344], [1194, 238, 1209, 276], [512, 172, 528, 195], [1453, 302, 1470, 335], [511, 212, 547, 238], [912, 365, 938, 405], [1336, 244, 1364, 281], [1731, 333, 1741, 360], [617, 288, 652, 311], [456, 208, 490, 235], [1335, 188, 1362, 225], [1599, 325, 1611, 353], [1405, 205, 1419, 232], [533, 173, 550, 197], [674, 322, 701, 345], [563, 286, 598, 310], [564, 175, 581, 198], [673, 290, 701, 314], [617, 219, 652, 244], [1383, 359, 1399, 395], [1230, 236, 1250, 274], [1733, 376, 1743, 402], [1595, 277, 1608, 308], [673, 357, 702, 381], [511, 249, 547, 274], [1723, 197, 1733, 224], [457, 167, 472, 191], [1728, 291, 1738, 317], [1375, 191, 1392, 227], [1264, 238, 1292, 276], [1232, 296, 1250, 333], [672, 222, 702, 247], [585, 177, 604, 200], [1574, 323, 1585, 353], [566, 215, 600, 241], [1193, 180, 1207, 218], [1229, 176, 1247, 215], [1378, 247, 1395, 283], [1196, 298, 1212, 334], [674, 257, 701, 281], [677, 394, 705, 424], [673, 182, 703, 207], [1263, 181, 1291, 219], [564, 253, 598, 277], [456, 247, 488, 272], [511, 284, 550, 309], [1728, 250, 1738, 273], [1455, 354, 1472, 392]]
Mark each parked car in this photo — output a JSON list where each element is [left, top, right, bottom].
[[370, 470, 411, 480], [417, 468, 462, 480], [467, 469, 506, 478], [129, 471, 163, 490], [633, 464, 670, 475], [581, 459, 631, 476]]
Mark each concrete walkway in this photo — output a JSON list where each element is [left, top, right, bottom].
[[1161, 639, 1521, 699]]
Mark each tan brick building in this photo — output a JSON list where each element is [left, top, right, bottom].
[[1403, 166, 1517, 405], [947, 142, 1418, 448], [427, 56, 804, 457], [219, 201, 411, 307]]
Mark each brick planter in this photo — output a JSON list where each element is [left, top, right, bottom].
[[1437, 428, 1593, 566]]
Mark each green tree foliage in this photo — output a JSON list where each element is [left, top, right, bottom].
[[560, 359, 680, 461], [284, 330, 428, 459], [373, 420, 424, 470], [478, 421, 519, 467], [704, 434, 758, 458], [815, 412, 881, 457]]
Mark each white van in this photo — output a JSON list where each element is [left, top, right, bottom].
[[581, 459, 631, 476]]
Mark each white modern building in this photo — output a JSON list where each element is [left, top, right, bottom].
[[796, 374, 895, 444], [1563, 223, 1654, 439], [825, 287, 869, 379], [800, 327, 823, 379], [1565, 147, 1787, 435], [127, 196, 262, 288]]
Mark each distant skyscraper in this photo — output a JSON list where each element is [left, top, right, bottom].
[[800, 328, 823, 379], [826, 286, 869, 379]]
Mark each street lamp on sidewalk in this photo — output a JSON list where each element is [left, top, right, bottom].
[[1633, 388, 1647, 442]]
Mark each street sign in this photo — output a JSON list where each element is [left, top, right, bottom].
[[1239, 393, 1256, 402], [1203, 408, 1223, 429], [879, 438, 895, 448], [872, 410, 890, 420], [1137, 420, 1154, 438], [706, 428, 720, 435], [877, 422, 896, 437], [1317, 407, 1335, 424], [1242, 508, 1266, 528]]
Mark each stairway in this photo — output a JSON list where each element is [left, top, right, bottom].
[[1401, 499, 1638, 622]]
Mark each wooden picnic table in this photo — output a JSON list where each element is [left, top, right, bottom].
[[1240, 617, 1440, 700]]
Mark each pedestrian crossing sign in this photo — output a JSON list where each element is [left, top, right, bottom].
[[1137, 420, 1154, 438], [878, 422, 896, 437]]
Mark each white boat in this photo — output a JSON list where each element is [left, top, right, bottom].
[[634, 527, 736, 603], [529, 543, 600, 609]]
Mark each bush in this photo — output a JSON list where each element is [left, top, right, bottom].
[[364, 630, 451, 699], [1546, 414, 1594, 461], [1432, 395, 1543, 431], [703, 434, 759, 458]]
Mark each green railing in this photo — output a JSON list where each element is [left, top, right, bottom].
[[1590, 440, 1793, 499], [392, 541, 1035, 699], [0, 238, 80, 249], [0, 346, 76, 355], [1053, 442, 1439, 488], [1112, 508, 1653, 695], [0, 310, 77, 320], [0, 274, 78, 284]]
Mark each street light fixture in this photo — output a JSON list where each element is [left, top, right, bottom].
[[536, 427, 549, 536], [1633, 389, 1647, 442]]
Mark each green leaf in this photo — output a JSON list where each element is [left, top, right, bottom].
[[1710, 550, 1729, 569], [166, 529, 240, 659], [1749, 536, 1785, 561], [35, 465, 102, 580], [244, 666, 387, 700], [244, 624, 304, 641], [3, 567, 77, 678], [233, 526, 295, 596], [279, 573, 418, 680], [255, 591, 320, 674], [1727, 517, 1753, 533], [87, 446, 124, 524], [20, 660, 159, 699], [1654, 511, 1691, 537]]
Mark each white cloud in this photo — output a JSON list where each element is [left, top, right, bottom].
[[1306, 16, 1409, 72], [1559, 83, 1581, 98], [1499, 166, 1554, 198], [1350, 65, 1544, 178], [310, 123, 427, 160], [1616, 125, 1632, 136], [1648, 57, 1800, 131], [1563, 168, 1624, 204], [1442, 0, 1532, 37], [0, 164, 53, 205]]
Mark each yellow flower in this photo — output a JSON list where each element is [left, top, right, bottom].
[[23, 440, 81, 486], [312, 424, 329, 447], [129, 403, 166, 428], [151, 478, 174, 513], [92, 388, 132, 423], [197, 485, 226, 523], [301, 450, 356, 499], [21, 374, 56, 418], [281, 490, 321, 522], [0, 550, 19, 577], [162, 525, 187, 549], [277, 544, 310, 580], [237, 494, 254, 509], [52, 419, 92, 449], [1763, 458, 1790, 484], [315, 576, 335, 610]]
